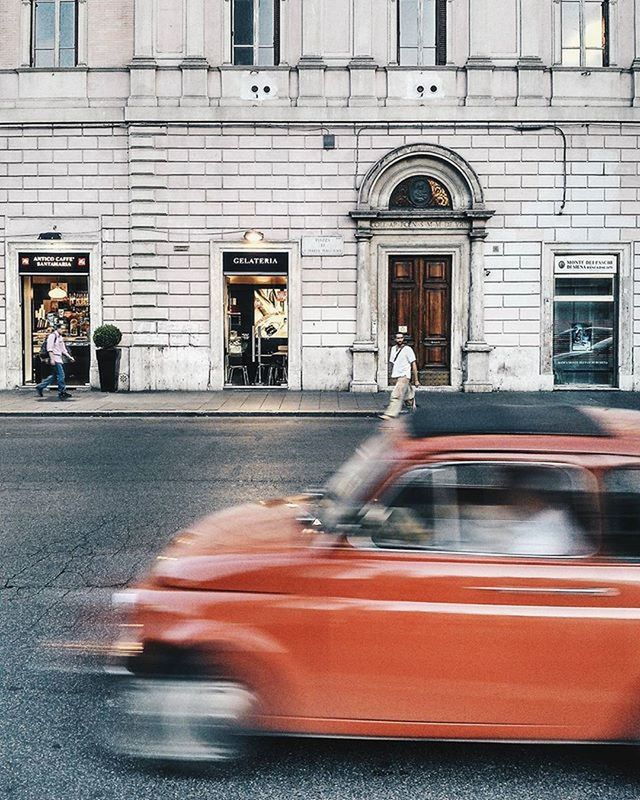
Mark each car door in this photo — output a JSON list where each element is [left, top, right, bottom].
[[323, 461, 640, 740]]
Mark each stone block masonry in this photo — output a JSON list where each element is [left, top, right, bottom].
[[1, 121, 639, 391]]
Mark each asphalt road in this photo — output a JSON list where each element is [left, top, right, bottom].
[[2, 418, 640, 800]]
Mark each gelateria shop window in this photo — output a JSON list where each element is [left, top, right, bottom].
[[552, 255, 617, 387], [222, 250, 288, 387], [19, 252, 91, 386]]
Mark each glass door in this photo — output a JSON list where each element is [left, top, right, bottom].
[[23, 274, 91, 386], [224, 275, 288, 386]]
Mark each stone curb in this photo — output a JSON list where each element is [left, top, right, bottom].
[[0, 409, 381, 418]]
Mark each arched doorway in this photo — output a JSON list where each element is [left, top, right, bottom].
[[349, 143, 494, 392]]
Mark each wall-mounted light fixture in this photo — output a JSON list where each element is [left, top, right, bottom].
[[38, 231, 62, 240], [243, 229, 265, 244]]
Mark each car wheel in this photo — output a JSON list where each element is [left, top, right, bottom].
[[107, 672, 257, 764]]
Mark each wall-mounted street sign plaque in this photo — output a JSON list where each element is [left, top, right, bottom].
[[18, 252, 90, 274], [554, 254, 617, 274], [223, 251, 289, 274], [302, 236, 344, 257]]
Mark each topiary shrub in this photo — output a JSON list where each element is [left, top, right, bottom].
[[93, 324, 122, 349]]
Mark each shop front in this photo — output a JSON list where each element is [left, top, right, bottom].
[[222, 251, 289, 387], [19, 252, 92, 387], [552, 255, 618, 388]]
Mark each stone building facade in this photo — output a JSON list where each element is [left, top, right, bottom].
[[1, 0, 640, 392]]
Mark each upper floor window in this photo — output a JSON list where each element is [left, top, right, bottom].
[[232, 0, 280, 66], [561, 0, 609, 67], [398, 0, 447, 66], [31, 0, 77, 67]]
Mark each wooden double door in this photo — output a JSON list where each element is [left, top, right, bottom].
[[388, 255, 452, 386]]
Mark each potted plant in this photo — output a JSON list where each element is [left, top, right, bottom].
[[93, 324, 122, 392]]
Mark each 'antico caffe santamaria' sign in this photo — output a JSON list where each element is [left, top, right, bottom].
[[223, 251, 289, 274], [554, 254, 617, 274], [19, 252, 90, 274]]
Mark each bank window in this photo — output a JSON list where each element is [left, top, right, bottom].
[[552, 272, 617, 387], [367, 463, 594, 557], [561, 0, 609, 67], [232, 0, 280, 66], [398, 0, 447, 66]]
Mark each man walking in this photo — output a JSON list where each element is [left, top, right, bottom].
[[36, 323, 75, 401], [380, 332, 420, 419]]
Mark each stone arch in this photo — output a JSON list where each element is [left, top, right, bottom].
[[356, 143, 485, 214]]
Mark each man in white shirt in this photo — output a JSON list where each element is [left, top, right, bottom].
[[35, 323, 75, 401], [380, 332, 420, 419]]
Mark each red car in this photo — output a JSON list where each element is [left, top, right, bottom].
[[105, 401, 640, 762]]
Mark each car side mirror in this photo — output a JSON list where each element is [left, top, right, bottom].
[[358, 504, 391, 532]]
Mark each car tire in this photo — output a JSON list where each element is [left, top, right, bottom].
[[107, 671, 257, 765]]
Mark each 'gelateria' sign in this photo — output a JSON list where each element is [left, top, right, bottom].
[[554, 255, 617, 274], [223, 251, 288, 273]]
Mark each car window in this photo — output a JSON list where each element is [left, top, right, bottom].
[[603, 469, 640, 560], [370, 462, 595, 557]]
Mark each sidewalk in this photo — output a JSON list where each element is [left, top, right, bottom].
[[3, 387, 640, 417], [0, 388, 391, 417]]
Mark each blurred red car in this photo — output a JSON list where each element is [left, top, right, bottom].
[[106, 401, 640, 762]]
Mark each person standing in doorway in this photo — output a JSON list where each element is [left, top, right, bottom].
[[35, 323, 75, 401], [380, 332, 420, 419]]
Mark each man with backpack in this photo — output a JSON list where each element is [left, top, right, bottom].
[[380, 331, 420, 419], [35, 323, 75, 401]]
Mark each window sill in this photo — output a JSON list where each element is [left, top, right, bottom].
[[550, 65, 623, 73], [18, 66, 88, 73]]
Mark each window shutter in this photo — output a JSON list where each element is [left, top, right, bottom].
[[274, 0, 281, 65], [435, 0, 447, 65], [602, 0, 610, 67]]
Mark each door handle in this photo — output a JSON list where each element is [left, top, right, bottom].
[[466, 586, 619, 597]]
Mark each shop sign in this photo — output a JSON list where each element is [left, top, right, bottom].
[[223, 251, 288, 274], [301, 236, 344, 257], [554, 255, 617, 274], [19, 252, 90, 274]]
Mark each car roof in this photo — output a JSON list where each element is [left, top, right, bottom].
[[407, 400, 606, 439], [401, 401, 640, 458]]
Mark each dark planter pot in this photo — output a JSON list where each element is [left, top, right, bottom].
[[96, 347, 121, 392]]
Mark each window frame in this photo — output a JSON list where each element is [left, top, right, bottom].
[[231, 0, 281, 67], [397, 0, 447, 67], [602, 467, 640, 562], [31, 0, 78, 69], [559, 0, 610, 68], [355, 460, 598, 559]]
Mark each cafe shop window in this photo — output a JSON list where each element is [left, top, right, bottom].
[[552, 258, 618, 387], [560, 0, 610, 67], [398, 0, 447, 66], [31, 0, 78, 67], [19, 252, 91, 387], [232, 0, 280, 66]]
